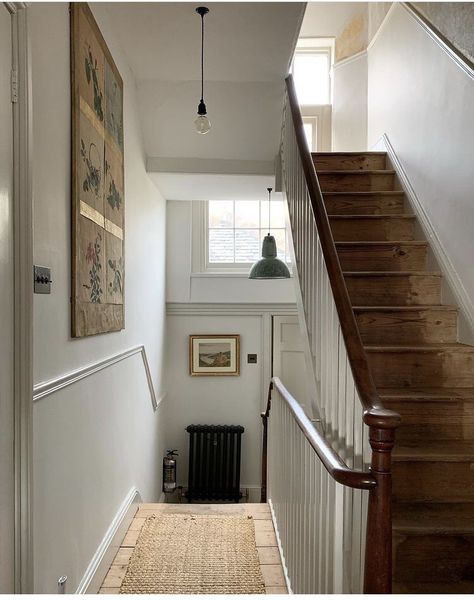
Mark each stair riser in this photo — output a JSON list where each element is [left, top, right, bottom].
[[337, 243, 427, 271], [324, 194, 405, 215], [393, 461, 474, 502], [393, 533, 474, 583], [384, 399, 474, 441], [318, 172, 395, 192], [313, 154, 386, 171], [355, 309, 458, 344], [367, 348, 474, 388], [330, 217, 415, 242], [345, 275, 442, 306]]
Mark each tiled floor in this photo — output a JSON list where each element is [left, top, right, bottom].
[[99, 502, 288, 594]]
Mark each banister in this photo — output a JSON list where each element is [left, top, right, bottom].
[[284, 74, 400, 432], [269, 378, 376, 490]]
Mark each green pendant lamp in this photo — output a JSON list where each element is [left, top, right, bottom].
[[249, 188, 291, 280]]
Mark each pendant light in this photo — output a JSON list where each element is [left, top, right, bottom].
[[249, 188, 291, 280], [194, 6, 211, 134]]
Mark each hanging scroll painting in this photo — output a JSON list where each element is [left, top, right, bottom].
[[71, 3, 124, 337]]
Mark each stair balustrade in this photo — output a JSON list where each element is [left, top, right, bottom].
[[261, 76, 400, 593]]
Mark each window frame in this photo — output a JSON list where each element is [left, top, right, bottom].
[[191, 200, 291, 275], [291, 39, 334, 106]]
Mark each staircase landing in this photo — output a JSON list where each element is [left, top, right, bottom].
[[99, 503, 287, 594]]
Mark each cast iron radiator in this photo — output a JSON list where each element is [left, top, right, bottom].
[[186, 424, 244, 502]]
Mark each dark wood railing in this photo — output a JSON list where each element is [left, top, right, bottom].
[[261, 75, 400, 594]]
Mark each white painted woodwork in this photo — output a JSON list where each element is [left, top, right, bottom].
[[0, 4, 14, 593], [266, 89, 371, 593], [272, 316, 310, 411]]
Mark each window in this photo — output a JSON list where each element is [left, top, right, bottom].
[[292, 50, 331, 105], [303, 116, 318, 152], [206, 199, 290, 270]]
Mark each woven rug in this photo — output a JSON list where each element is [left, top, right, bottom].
[[119, 514, 266, 594]]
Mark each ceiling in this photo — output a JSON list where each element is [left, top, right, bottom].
[[99, 2, 305, 83], [99, 2, 305, 195]]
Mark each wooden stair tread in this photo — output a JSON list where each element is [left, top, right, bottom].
[[312, 151, 387, 156], [393, 503, 474, 534], [393, 581, 474, 594], [329, 214, 414, 219], [317, 169, 395, 175], [344, 271, 441, 276], [336, 241, 427, 246], [353, 305, 457, 311], [365, 342, 473, 352], [324, 191, 404, 196], [393, 441, 474, 462], [378, 387, 474, 400]]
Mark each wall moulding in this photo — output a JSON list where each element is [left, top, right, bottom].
[[33, 345, 163, 410], [166, 302, 298, 316]]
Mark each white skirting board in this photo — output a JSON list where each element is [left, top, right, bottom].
[[76, 486, 141, 594], [268, 498, 292, 594], [376, 133, 474, 344]]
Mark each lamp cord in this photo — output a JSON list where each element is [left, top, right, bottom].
[[201, 13, 204, 102], [268, 188, 271, 235]]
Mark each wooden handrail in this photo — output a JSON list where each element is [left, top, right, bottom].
[[266, 378, 376, 491], [285, 75, 400, 432]]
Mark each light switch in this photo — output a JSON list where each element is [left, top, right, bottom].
[[34, 265, 52, 294], [247, 354, 257, 364]]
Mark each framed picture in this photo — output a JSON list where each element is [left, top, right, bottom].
[[189, 335, 240, 377], [70, 3, 125, 337]]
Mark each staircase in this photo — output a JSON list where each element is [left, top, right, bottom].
[[314, 151, 474, 593]]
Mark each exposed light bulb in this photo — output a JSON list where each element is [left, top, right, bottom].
[[194, 114, 211, 134]]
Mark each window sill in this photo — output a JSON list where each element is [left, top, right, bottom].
[[191, 272, 293, 279]]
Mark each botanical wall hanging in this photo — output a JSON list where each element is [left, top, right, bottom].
[[71, 2, 124, 336]]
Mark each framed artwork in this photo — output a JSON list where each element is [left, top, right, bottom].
[[189, 335, 241, 377], [70, 3, 124, 337]]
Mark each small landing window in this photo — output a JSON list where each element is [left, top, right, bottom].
[[205, 199, 291, 272]]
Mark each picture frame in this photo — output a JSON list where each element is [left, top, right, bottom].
[[70, 2, 125, 337], [189, 335, 241, 377]]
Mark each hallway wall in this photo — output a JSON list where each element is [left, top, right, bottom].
[[164, 200, 297, 500], [30, 3, 166, 593], [367, 3, 474, 335]]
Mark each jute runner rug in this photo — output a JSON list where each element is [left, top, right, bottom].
[[119, 514, 266, 594]]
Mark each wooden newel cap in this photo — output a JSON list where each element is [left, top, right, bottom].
[[363, 407, 401, 430]]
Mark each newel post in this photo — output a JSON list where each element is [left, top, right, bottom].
[[260, 382, 273, 503], [363, 410, 399, 594]]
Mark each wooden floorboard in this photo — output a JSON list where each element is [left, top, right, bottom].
[[98, 503, 287, 594]]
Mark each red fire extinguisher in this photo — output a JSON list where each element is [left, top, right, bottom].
[[163, 449, 178, 493]]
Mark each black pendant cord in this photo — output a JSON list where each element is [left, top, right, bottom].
[[200, 12, 204, 103], [267, 187, 272, 235]]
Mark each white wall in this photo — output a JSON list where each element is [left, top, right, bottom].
[[164, 199, 297, 498], [368, 4, 474, 324], [30, 3, 166, 593], [164, 314, 265, 498], [166, 200, 296, 304], [333, 53, 368, 151]]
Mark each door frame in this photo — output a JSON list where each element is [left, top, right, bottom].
[[5, 2, 33, 593]]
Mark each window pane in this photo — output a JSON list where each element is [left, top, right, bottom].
[[261, 200, 285, 229], [235, 200, 259, 228], [209, 229, 234, 263], [293, 53, 330, 105], [208, 200, 234, 228], [235, 229, 260, 263], [303, 122, 313, 151]]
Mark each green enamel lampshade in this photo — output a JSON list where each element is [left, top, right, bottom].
[[248, 233, 291, 280]]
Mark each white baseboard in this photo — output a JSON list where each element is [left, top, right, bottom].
[[76, 486, 140, 594], [268, 498, 292, 594], [378, 134, 474, 344]]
